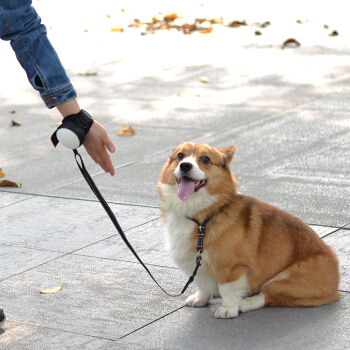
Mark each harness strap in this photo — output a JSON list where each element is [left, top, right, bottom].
[[186, 215, 212, 254], [73, 149, 200, 297]]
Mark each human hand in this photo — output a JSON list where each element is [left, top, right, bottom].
[[83, 121, 116, 176]]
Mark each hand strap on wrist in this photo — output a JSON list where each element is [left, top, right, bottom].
[[51, 109, 94, 149]]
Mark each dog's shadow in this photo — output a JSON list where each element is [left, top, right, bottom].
[[0, 328, 5, 336]]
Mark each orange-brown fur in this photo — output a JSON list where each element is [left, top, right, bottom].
[[158, 142, 340, 309]]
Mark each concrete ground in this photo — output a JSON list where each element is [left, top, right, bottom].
[[0, 0, 350, 348]]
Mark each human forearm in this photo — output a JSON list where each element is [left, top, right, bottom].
[[56, 99, 81, 118]]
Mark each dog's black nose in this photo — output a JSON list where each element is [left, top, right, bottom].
[[180, 162, 192, 172]]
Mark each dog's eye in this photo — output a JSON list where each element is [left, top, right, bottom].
[[201, 156, 210, 165], [177, 152, 185, 161]]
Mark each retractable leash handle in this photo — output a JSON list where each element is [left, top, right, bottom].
[[51, 110, 94, 149]]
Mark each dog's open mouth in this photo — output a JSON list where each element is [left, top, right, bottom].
[[176, 176, 207, 201]]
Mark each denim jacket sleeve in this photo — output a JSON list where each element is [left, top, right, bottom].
[[0, 0, 77, 108]]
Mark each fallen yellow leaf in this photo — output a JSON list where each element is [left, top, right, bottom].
[[199, 76, 209, 83], [117, 125, 136, 136], [39, 285, 62, 294], [111, 27, 124, 32], [0, 169, 5, 178], [0, 180, 21, 187]]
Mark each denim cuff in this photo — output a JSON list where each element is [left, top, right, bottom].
[[40, 83, 78, 109]]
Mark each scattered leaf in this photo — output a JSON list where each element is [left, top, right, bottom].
[[255, 30, 262, 36], [323, 24, 329, 29], [296, 19, 303, 24], [0, 180, 21, 187], [163, 66, 175, 71], [117, 125, 136, 136], [9, 110, 16, 114], [11, 120, 22, 126], [84, 29, 89, 33], [111, 27, 124, 32], [0, 169, 5, 178], [164, 13, 178, 22], [107, 14, 111, 18], [178, 92, 201, 98], [198, 76, 209, 83], [260, 21, 271, 28], [329, 30, 339, 37], [78, 72, 98, 76], [282, 38, 301, 48], [228, 20, 247, 27], [39, 285, 62, 294], [200, 28, 212, 34]]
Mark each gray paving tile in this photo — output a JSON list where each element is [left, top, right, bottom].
[[47, 154, 164, 206], [0, 322, 114, 350], [0, 193, 34, 209], [0, 245, 62, 281], [75, 218, 175, 268], [0, 254, 194, 340], [116, 293, 350, 350], [239, 175, 347, 226], [237, 174, 350, 226], [0, 196, 159, 252], [323, 229, 350, 292]]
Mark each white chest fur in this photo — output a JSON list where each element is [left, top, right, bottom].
[[163, 211, 216, 293], [159, 182, 219, 297]]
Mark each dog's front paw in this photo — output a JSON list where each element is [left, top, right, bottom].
[[215, 305, 239, 319], [185, 293, 209, 307]]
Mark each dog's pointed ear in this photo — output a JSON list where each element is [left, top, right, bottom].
[[218, 146, 237, 165]]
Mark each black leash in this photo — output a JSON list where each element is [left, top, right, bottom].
[[73, 149, 203, 297]]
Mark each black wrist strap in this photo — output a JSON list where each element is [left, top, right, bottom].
[[51, 109, 94, 147]]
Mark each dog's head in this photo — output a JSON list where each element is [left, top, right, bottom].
[[158, 142, 238, 214]]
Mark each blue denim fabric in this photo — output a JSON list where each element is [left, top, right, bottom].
[[0, 0, 77, 108]]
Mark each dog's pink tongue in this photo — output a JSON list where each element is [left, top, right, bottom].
[[177, 177, 196, 201]]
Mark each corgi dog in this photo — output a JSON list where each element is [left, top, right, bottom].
[[157, 142, 340, 318]]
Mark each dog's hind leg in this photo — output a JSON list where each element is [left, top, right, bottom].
[[239, 293, 265, 313], [263, 253, 340, 307]]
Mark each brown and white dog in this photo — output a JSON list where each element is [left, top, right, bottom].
[[157, 142, 340, 318]]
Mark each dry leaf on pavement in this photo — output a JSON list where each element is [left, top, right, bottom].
[[39, 285, 62, 294], [282, 38, 301, 48], [11, 120, 22, 126], [199, 77, 209, 83], [0, 180, 21, 187], [111, 27, 124, 32], [117, 125, 136, 136], [0, 169, 5, 178], [228, 20, 247, 27], [200, 28, 212, 34]]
